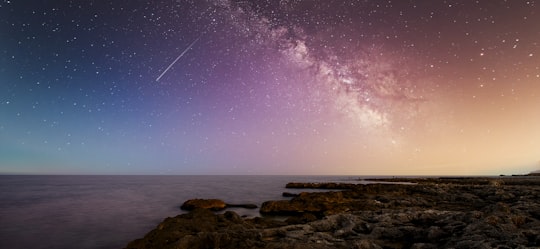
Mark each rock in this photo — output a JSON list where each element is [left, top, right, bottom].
[[353, 240, 383, 249], [426, 226, 446, 241], [128, 176, 540, 249], [260, 200, 297, 214], [226, 203, 258, 209], [181, 199, 227, 211], [489, 179, 505, 186], [180, 199, 257, 211], [260, 191, 349, 216], [126, 209, 272, 249], [522, 229, 540, 245], [370, 226, 404, 240], [410, 243, 437, 249], [286, 182, 356, 189], [286, 213, 318, 224], [222, 211, 242, 223], [282, 192, 299, 197]]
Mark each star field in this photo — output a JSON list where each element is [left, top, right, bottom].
[[1, 0, 539, 175]]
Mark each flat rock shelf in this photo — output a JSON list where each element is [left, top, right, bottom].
[[125, 176, 540, 249]]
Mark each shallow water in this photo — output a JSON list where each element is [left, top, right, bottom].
[[0, 175, 365, 249]]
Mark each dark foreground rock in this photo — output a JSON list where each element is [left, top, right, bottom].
[[126, 177, 540, 249]]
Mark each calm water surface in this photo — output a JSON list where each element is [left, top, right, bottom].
[[0, 175, 366, 249]]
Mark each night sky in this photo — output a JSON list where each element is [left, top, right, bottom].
[[1, 0, 539, 175]]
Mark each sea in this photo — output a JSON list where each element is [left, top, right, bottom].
[[0, 175, 376, 249]]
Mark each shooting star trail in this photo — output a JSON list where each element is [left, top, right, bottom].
[[156, 35, 201, 82]]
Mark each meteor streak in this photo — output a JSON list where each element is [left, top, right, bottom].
[[155, 35, 201, 82]]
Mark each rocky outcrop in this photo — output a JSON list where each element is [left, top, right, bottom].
[[126, 207, 540, 249], [286, 182, 357, 189], [127, 176, 540, 249], [366, 176, 540, 186]]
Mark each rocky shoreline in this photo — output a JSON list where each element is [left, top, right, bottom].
[[125, 176, 540, 249]]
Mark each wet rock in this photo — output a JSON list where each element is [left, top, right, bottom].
[[180, 199, 227, 211]]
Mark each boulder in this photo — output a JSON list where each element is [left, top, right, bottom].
[[181, 199, 227, 211]]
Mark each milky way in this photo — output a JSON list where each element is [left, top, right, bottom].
[[1, 0, 539, 175]]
